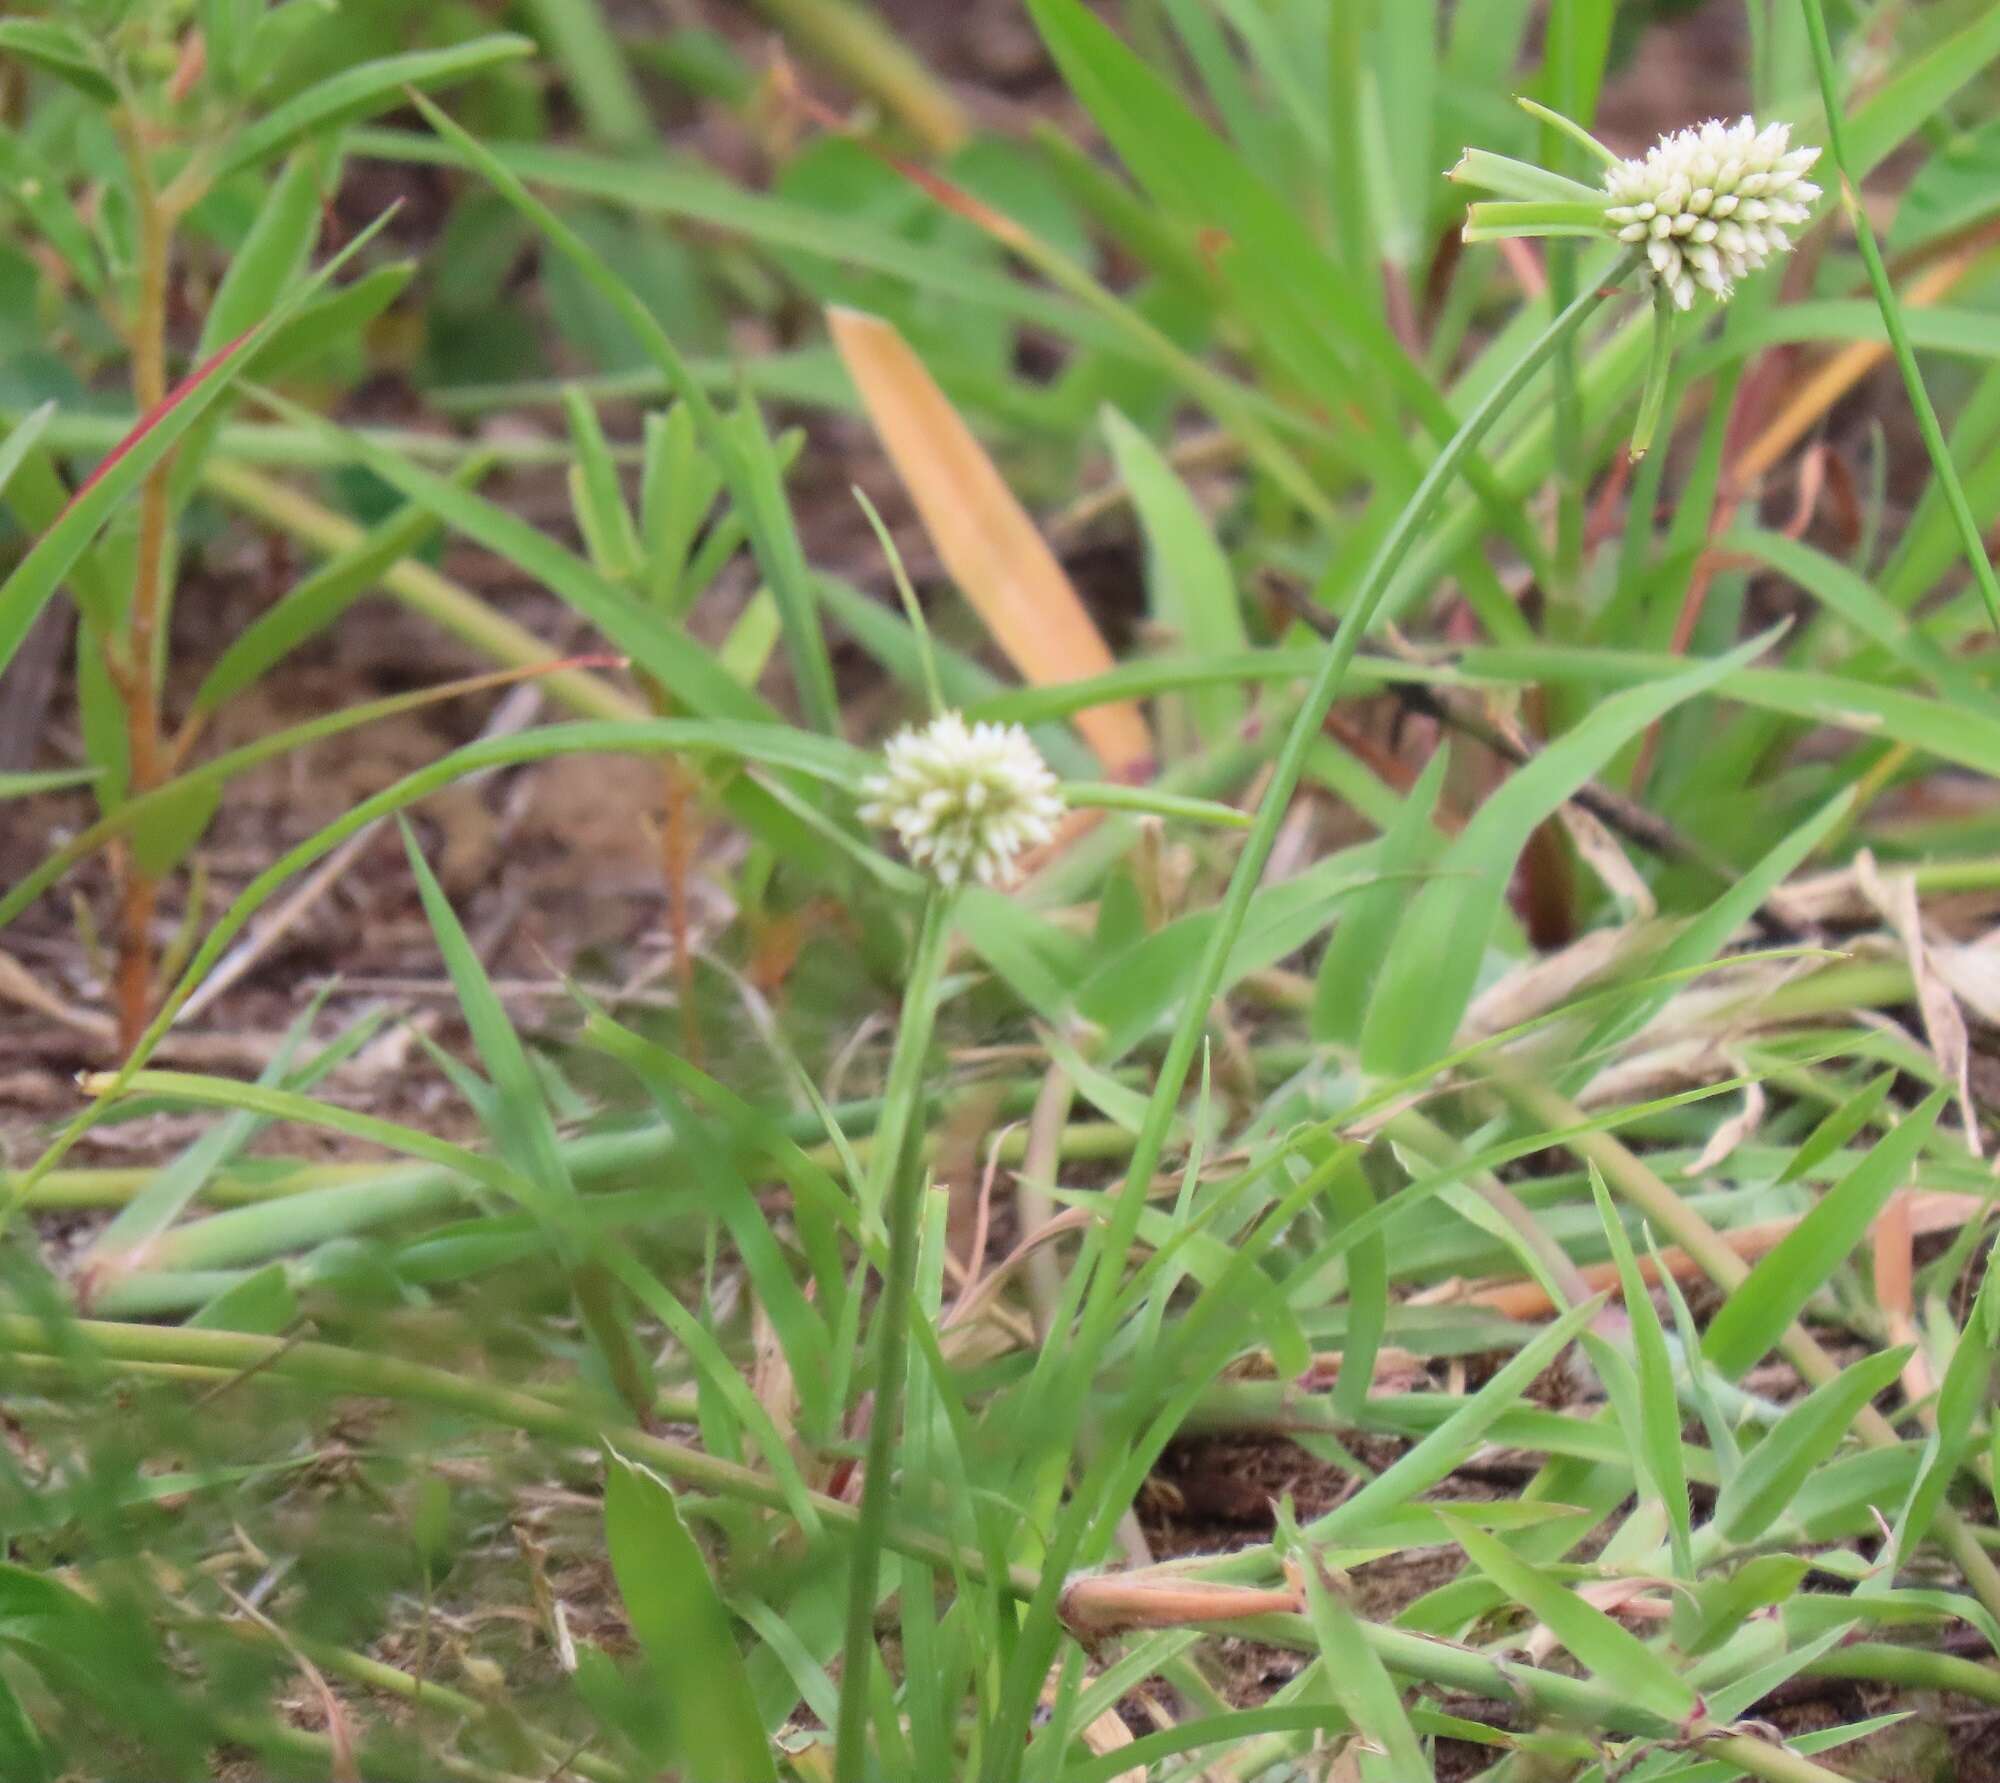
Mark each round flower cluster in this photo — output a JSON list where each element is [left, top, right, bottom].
[[1604, 116, 1821, 309], [859, 712, 1064, 888]]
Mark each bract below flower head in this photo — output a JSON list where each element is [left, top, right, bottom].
[[859, 712, 1064, 888], [1604, 116, 1820, 309]]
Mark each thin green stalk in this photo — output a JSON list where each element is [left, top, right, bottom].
[[978, 262, 1633, 1780], [835, 887, 953, 1781], [1542, 6, 1586, 610], [1631, 282, 1678, 460], [1797, 0, 2000, 631]]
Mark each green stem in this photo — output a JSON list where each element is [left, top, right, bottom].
[[835, 887, 954, 1781], [979, 261, 1634, 1779], [1797, 0, 2000, 632], [1805, 1640, 2000, 1707], [1631, 281, 1678, 460]]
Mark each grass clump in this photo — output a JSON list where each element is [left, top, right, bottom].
[[2, 2, 2000, 1781]]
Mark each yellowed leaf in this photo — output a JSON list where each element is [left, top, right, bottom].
[[829, 306, 1154, 777]]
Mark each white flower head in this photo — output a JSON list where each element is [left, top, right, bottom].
[[860, 712, 1064, 888], [1604, 116, 1820, 310]]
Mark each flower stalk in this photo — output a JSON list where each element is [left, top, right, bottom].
[[834, 885, 954, 1780]]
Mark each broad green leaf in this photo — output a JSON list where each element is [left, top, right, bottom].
[[1714, 1346, 1915, 1543], [602, 1449, 777, 1783], [1101, 405, 1246, 746], [0, 1668, 50, 1783], [0, 21, 115, 103], [1679, 1555, 1813, 1658], [215, 36, 537, 180], [1705, 1088, 1945, 1379], [128, 779, 222, 878], [1846, 3, 2000, 182], [1890, 118, 2000, 253], [186, 1262, 299, 1335], [199, 150, 326, 356]]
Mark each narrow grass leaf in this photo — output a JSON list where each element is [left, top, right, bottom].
[[199, 150, 326, 357], [1714, 1346, 1915, 1543], [192, 464, 479, 715], [215, 37, 536, 179], [1278, 1503, 1431, 1779], [1588, 1169, 1692, 1575], [1364, 637, 1766, 1075], [1440, 1512, 1697, 1725], [1312, 749, 1447, 1044], [1316, 1295, 1603, 1543], [0, 21, 116, 102], [1778, 1070, 1896, 1184], [1705, 1087, 1945, 1378]]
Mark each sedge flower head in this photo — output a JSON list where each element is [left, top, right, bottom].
[[1604, 116, 1820, 310], [860, 712, 1064, 888]]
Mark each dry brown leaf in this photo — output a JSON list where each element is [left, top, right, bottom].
[[1059, 1574, 1303, 1636], [1856, 851, 1979, 1155], [828, 306, 1154, 777], [1459, 1187, 1983, 1322], [1934, 938, 2000, 1026], [1077, 1706, 1145, 1783], [1523, 1578, 1670, 1664], [1460, 923, 1649, 1042], [1872, 1193, 1935, 1401], [1690, 1076, 1766, 1173], [1556, 800, 1656, 919], [0, 948, 107, 1035]]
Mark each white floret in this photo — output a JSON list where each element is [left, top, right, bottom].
[[859, 712, 1065, 888], [1603, 116, 1820, 309]]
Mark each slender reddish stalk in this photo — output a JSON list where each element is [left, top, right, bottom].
[[109, 107, 177, 1051]]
